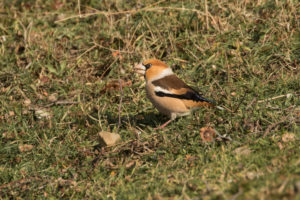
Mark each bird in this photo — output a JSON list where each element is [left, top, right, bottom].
[[134, 59, 215, 129]]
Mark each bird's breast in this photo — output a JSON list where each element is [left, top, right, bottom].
[[146, 83, 190, 117]]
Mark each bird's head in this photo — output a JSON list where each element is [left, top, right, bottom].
[[134, 59, 173, 82]]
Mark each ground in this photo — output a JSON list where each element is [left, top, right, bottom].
[[0, 0, 300, 199]]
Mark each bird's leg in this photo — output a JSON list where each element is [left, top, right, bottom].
[[154, 113, 176, 130], [154, 119, 173, 130]]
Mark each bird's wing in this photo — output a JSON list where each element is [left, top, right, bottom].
[[152, 75, 215, 108]]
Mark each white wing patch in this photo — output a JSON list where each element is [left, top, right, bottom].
[[154, 86, 173, 94]]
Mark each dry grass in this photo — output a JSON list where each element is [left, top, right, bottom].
[[0, 0, 300, 199]]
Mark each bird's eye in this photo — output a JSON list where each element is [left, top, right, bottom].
[[144, 63, 152, 70]]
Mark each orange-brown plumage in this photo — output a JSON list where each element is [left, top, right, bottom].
[[134, 59, 215, 129]]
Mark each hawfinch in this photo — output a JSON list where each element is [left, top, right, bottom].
[[135, 59, 215, 129]]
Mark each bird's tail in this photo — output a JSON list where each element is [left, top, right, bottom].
[[197, 97, 224, 110]]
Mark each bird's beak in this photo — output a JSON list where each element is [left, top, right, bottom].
[[134, 63, 146, 75]]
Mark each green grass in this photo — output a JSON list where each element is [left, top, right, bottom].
[[0, 0, 300, 199]]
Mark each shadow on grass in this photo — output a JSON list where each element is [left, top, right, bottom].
[[104, 110, 169, 129], [80, 107, 170, 131]]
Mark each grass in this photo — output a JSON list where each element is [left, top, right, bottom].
[[0, 0, 300, 199]]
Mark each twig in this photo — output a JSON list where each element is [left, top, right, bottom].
[[233, 92, 247, 113], [44, 100, 79, 108], [99, 58, 119, 80], [78, 0, 82, 18], [219, 105, 234, 113], [246, 97, 257, 110], [257, 93, 293, 103], [76, 44, 97, 60], [204, 0, 209, 30], [263, 116, 289, 137], [116, 78, 123, 133]]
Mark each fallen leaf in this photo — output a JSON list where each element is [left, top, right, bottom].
[[282, 133, 295, 143], [100, 80, 132, 93], [99, 131, 121, 146], [9, 111, 15, 116], [39, 75, 50, 84], [200, 127, 216, 142], [43, 91, 48, 97], [24, 99, 31, 106], [19, 144, 34, 152], [35, 109, 51, 119], [234, 146, 252, 156], [48, 93, 58, 102]]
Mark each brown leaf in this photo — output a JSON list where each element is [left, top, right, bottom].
[[200, 127, 216, 142], [9, 111, 15, 116], [19, 144, 34, 152], [24, 99, 31, 106], [39, 75, 50, 84], [99, 131, 121, 146], [48, 93, 58, 102], [100, 80, 132, 93], [43, 91, 48, 97], [282, 133, 295, 143]]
